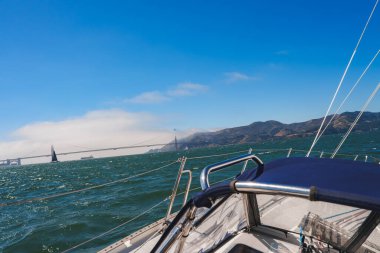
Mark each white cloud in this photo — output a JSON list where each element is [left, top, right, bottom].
[[0, 109, 174, 164], [224, 72, 258, 83], [124, 91, 170, 104], [126, 82, 208, 104], [167, 82, 208, 97]]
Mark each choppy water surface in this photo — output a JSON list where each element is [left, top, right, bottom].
[[1, 131, 380, 252]]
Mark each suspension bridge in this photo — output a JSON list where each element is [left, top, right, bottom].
[[0, 141, 186, 165]]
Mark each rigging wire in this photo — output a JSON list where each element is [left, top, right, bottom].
[[63, 174, 240, 253], [314, 50, 380, 145], [61, 148, 380, 252], [0, 149, 280, 208], [61, 155, 248, 253], [2, 148, 375, 208], [331, 83, 380, 158], [66, 157, 254, 252], [0, 160, 178, 207], [186, 148, 298, 160], [61, 197, 169, 253], [2, 147, 378, 252], [307, 0, 379, 157]]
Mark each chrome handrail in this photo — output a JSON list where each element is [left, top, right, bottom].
[[200, 153, 264, 190], [234, 181, 310, 198]]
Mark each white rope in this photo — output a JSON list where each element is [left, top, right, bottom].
[[314, 50, 380, 144], [0, 160, 178, 207], [307, 0, 378, 157], [331, 83, 380, 158], [61, 197, 169, 253]]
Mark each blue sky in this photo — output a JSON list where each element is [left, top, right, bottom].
[[0, 0, 379, 161]]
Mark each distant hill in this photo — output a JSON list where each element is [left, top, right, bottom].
[[160, 111, 380, 151]]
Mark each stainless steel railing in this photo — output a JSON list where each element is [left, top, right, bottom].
[[200, 153, 264, 190], [165, 157, 193, 221]]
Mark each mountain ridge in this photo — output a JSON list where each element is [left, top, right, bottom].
[[160, 111, 380, 151]]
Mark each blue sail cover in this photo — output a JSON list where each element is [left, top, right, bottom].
[[256, 157, 380, 211], [193, 156, 380, 211]]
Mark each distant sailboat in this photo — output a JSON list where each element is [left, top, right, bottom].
[[51, 145, 59, 163]]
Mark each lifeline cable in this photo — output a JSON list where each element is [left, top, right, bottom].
[[61, 197, 169, 253], [186, 149, 249, 160], [0, 160, 178, 207]]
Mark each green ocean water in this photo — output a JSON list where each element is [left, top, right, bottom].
[[1, 131, 380, 253]]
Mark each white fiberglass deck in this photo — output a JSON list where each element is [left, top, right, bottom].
[[100, 194, 380, 253]]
